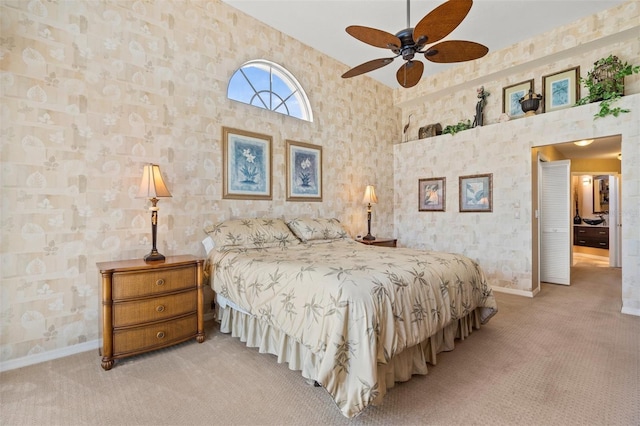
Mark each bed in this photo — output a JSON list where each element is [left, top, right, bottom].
[[204, 217, 498, 418]]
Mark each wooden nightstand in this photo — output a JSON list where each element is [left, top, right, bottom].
[[97, 255, 205, 370], [357, 238, 397, 248]]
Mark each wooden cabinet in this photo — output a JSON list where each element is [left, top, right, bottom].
[[97, 255, 204, 370], [574, 226, 609, 249], [357, 238, 397, 248]]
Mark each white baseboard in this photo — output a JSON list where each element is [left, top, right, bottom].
[[0, 339, 100, 373], [1, 315, 218, 373], [621, 306, 640, 317], [491, 286, 535, 298]]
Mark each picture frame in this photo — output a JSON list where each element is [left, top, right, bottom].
[[418, 177, 446, 211], [542, 66, 580, 113], [286, 140, 322, 201], [222, 127, 272, 200], [459, 173, 493, 212], [502, 79, 534, 118]]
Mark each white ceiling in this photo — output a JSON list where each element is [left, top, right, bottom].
[[551, 135, 621, 160], [221, 0, 626, 160], [222, 0, 626, 88]]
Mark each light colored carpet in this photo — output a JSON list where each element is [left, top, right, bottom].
[[1, 264, 638, 426]]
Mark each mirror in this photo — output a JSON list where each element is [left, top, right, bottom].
[[593, 175, 609, 213]]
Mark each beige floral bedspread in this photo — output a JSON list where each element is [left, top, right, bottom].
[[209, 239, 498, 417]]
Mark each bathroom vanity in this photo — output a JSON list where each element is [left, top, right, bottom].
[[574, 225, 609, 249]]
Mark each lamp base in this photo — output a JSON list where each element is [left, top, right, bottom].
[[144, 251, 166, 262], [362, 234, 376, 241]]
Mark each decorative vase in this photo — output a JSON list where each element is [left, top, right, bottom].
[[519, 89, 543, 116], [574, 201, 581, 224]]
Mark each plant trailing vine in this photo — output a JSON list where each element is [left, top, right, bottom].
[[575, 54, 640, 119], [442, 119, 472, 135]]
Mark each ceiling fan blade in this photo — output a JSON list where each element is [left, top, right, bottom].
[[413, 0, 473, 44], [396, 60, 424, 88], [346, 25, 401, 49], [424, 40, 488, 63], [342, 57, 396, 78]]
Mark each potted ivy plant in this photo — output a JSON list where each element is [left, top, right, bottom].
[[575, 54, 640, 118]]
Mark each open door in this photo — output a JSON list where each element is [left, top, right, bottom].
[[609, 175, 621, 267], [539, 160, 571, 285]]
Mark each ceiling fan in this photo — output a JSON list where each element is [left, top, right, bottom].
[[341, 0, 489, 88]]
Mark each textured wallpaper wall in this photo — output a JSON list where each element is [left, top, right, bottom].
[[1, 0, 638, 369], [0, 0, 398, 366]]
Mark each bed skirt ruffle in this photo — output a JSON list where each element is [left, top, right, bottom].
[[216, 304, 483, 407]]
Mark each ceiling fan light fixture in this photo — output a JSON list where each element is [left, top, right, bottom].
[[574, 139, 593, 147], [341, 0, 487, 88]]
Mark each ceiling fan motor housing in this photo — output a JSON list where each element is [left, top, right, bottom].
[[393, 28, 427, 60]]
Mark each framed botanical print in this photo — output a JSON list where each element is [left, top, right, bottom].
[[542, 66, 580, 112], [418, 177, 446, 211], [502, 79, 534, 118], [459, 173, 493, 212], [222, 127, 272, 200], [286, 140, 322, 201]]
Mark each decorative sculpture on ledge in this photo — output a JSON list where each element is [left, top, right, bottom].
[[472, 86, 489, 127]]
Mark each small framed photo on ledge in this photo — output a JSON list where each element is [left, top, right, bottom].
[[459, 174, 492, 212], [418, 177, 446, 211], [502, 79, 533, 118], [542, 66, 580, 113]]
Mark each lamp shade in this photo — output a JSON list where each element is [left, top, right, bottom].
[[362, 185, 378, 205], [137, 164, 172, 198]]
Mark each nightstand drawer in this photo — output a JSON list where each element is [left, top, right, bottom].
[[113, 290, 197, 327], [113, 313, 197, 355], [112, 265, 196, 299]]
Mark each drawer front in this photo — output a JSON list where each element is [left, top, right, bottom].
[[113, 314, 197, 355], [113, 290, 197, 327], [574, 238, 609, 249], [112, 265, 196, 300]]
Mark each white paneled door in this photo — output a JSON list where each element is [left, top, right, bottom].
[[540, 160, 571, 285]]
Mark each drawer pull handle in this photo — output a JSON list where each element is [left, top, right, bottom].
[[599, 242, 607, 246], [156, 305, 165, 313], [156, 279, 165, 286], [578, 230, 586, 233], [156, 331, 165, 339], [578, 240, 586, 243], [598, 232, 606, 235]]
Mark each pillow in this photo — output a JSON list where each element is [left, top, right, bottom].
[[286, 217, 349, 242], [203, 218, 299, 250]]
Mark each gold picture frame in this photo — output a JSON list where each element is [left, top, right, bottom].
[[286, 140, 323, 202], [222, 127, 272, 200]]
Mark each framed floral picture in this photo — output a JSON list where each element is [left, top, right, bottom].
[[502, 79, 534, 118], [418, 177, 446, 211], [286, 140, 322, 201], [222, 127, 272, 200], [459, 173, 493, 212], [542, 66, 580, 112]]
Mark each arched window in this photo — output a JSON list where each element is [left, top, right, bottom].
[[227, 60, 313, 122]]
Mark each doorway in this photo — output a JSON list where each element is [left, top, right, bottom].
[[534, 135, 622, 288]]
